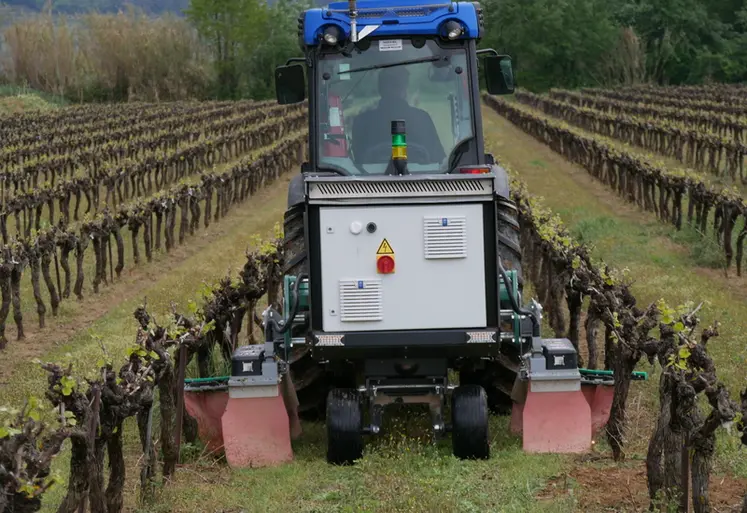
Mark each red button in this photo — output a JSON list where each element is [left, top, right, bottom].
[[377, 255, 395, 274]]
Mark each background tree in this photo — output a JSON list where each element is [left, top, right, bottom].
[[480, 0, 620, 91], [186, 0, 269, 99], [1, 0, 746, 98], [479, 0, 747, 90], [243, 0, 312, 100]]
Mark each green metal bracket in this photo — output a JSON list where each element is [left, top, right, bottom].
[[183, 376, 229, 392], [579, 368, 648, 386], [184, 376, 230, 384]]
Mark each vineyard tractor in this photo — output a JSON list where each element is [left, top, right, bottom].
[[217, 0, 613, 466]]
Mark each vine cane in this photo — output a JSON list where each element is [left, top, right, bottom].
[[54, 247, 62, 301], [109, 233, 114, 282]]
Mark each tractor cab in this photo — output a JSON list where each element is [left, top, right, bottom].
[[275, 0, 514, 176]]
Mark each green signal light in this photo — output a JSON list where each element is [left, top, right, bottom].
[[392, 133, 406, 147]]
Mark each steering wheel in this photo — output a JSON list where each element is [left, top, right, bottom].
[[358, 141, 432, 166]]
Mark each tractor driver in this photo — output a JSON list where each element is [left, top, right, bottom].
[[351, 67, 446, 167]]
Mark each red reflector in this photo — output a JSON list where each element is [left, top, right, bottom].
[[458, 166, 491, 174], [376, 255, 395, 274]]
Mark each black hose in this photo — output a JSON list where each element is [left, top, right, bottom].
[[498, 257, 539, 336]]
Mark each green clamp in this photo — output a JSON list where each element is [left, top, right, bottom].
[[183, 376, 230, 392]]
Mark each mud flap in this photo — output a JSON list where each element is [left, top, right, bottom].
[[581, 383, 615, 435], [280, 371, 303, 440], [509, 376, 527, 435], [184, 390, 229, 454]]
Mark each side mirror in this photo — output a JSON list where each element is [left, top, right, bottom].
[[275, 65, 305, 104], [484, 55, 515, 95]]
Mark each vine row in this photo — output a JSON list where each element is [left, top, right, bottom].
[[0, 99, 274, 145], [0, 103, 305, 196], [0, 101, 273, 167], [578, 87, 747, 117], [614, 84, 747, 104], [0, 226, 287, 512], [483, 94, 747, 275], [515, 90, 747, 183], [509, 172, 745, 510], [0, 108, 307, 242], [548, 89, 747, 142], [0, 129, 308, 348]]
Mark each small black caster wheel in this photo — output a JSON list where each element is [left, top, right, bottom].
[[326, 388, 364, 465], [451, 384, 490, 460]]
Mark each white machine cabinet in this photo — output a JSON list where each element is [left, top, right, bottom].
[[318, 202, 488, 332]]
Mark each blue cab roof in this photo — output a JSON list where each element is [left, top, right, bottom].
[[301, 1, 483, 46]]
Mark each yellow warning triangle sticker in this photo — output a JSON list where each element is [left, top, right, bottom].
[[376, 238, 394, 255]]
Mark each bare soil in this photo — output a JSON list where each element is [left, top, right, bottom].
[[537, 457, 747, 512]]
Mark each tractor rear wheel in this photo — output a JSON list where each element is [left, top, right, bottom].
[[283, 203, 330, 419], [326, 389, 364, 465], [497, 196, 523, 291], [451, 385, 490, 460]]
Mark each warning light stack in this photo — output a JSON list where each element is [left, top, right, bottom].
[[390, 120, 408, 176]]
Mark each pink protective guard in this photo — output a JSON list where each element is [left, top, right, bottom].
[[221, 394, 294, 468], [520, 385, 592, 453]]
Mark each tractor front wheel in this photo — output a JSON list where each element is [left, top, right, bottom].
[[459, 366, 513, 415], [326, 389, 364, 465], [451, 385, 490, 460]]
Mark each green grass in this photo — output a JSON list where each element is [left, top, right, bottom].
[[0, 84, 68, 114], [482, 104, 747, 479], [137, 417, 573, 513]]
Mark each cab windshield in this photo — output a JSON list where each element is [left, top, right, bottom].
[[316, 38, 475, 175]]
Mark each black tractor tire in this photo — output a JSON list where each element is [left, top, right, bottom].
[[283, 203, 330, 420], [496, 196, 523, 291], [459, 366, 513, 416], [326, 389, 364, 465], [451, 385, 490, 460]]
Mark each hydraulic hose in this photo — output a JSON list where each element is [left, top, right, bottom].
[[265, 272, 308, 336], [498, 257, 539, 336]]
